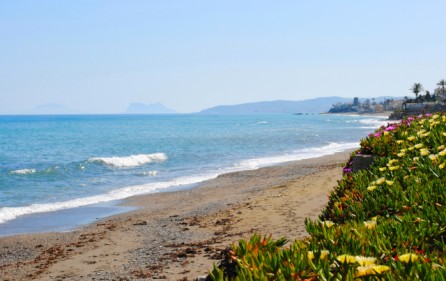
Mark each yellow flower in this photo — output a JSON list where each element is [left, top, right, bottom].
[[439, 150, 446, 157], [407, 136, 416, 141], [421, 132, 431, 137], [376, 178, 386, 185], [399, 253, 419, 263], [417, 129, 426, 135], [415, 143, 424, 149], [430, 121, 440, 127], [389, 165, 400, 171], [420, 149, 430, 156], [372, 265, 391, 274], [433, 114, 440, 119], [384, 131, 390, 136], [386, 180, 394, 186], [367, 185, 377, 191], [356, 265, 391, 276], [379, 167, 387, 171], [355, 256, 377, 266], [408, 146, 415, 151], [356, 265, 375, 277], [308, 250, 329, 260], [443, 132, 446, 137], [337, 254, 356, 264], [400, 149, 407, 153], [320, 250, 329, 260], [437, 145, 445, 151], [322, 220, 334, 228], [429, 154, 439, 161], [364, 220, 376, 229], [389, 159, 399, 164], [439, 162, 446, 169], [307, 251, 314, 260], [397, 140, 404, 144], [413, 157, 419, 162]]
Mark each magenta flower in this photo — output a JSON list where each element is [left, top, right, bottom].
[[343, 167, 352, 173], [385, 126, 396, 131], [374, 132, 382, 138]]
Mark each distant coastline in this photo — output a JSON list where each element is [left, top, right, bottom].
[[324, 111, 393, 118]]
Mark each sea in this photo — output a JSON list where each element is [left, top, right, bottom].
[[0, 114, 389, 236]]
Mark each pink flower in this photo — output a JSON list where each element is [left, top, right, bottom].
[[374, 132, 382, 138], [385, 126, 396, 131]]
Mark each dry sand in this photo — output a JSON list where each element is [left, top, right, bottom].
[[0, 151, 352, 281]]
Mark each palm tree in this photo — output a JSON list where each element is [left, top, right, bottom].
[[437, 79, 446, 98], [410, 83, 424, 100]]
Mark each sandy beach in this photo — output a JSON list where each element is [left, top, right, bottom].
[[0, 151, 352, 281]]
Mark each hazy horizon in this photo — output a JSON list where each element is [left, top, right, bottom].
[[1, 1, 445, 114]]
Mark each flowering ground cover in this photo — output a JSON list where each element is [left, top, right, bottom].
[[209, 113, 446, 280]]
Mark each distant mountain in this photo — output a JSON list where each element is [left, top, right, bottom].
[[29, 103, 81, 115], [199, 97, 353, 114], [125, 103, 176, 114]]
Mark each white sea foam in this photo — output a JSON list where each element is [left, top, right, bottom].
[[140, 170, 159, 177], [0, 173, 217, 224], [236, 142, 359, 170], [10, 169, 36, 175], [254, 121, 268, 125], [89, 153, 167, 168], [358, 118, 389, 128]]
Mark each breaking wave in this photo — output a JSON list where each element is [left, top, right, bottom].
[[10, 169, 36, 175], [89, 153, 167, 168], [235, 142, 359, 170], [0, 173, 216, 224]]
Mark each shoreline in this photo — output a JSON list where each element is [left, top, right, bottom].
[[0, 143, 358, 237], [0, 150, 353, 280]]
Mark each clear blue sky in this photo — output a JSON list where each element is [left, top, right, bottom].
[[1, 1, 445, 114]]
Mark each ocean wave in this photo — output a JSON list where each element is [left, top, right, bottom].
[[358, 118, 389, 128], [254, 121, 268, 125], [10, 169, 36, 175], [0, 173, 216, 224], [89, 153, 167, 168], [0, 142, 360, 224], [236, 142, 359, 170]]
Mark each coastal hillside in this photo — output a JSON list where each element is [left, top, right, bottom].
[[199, 97, 352, 114]]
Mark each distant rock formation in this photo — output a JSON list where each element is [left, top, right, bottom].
[[125, 103, 176, 114]]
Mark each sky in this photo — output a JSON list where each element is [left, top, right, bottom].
[[0, 1, 445, 114]]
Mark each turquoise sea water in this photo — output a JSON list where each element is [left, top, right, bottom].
[[0, 114, 388, 235]]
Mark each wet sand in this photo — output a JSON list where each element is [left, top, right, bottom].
[[0, 150, 352, 281]]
